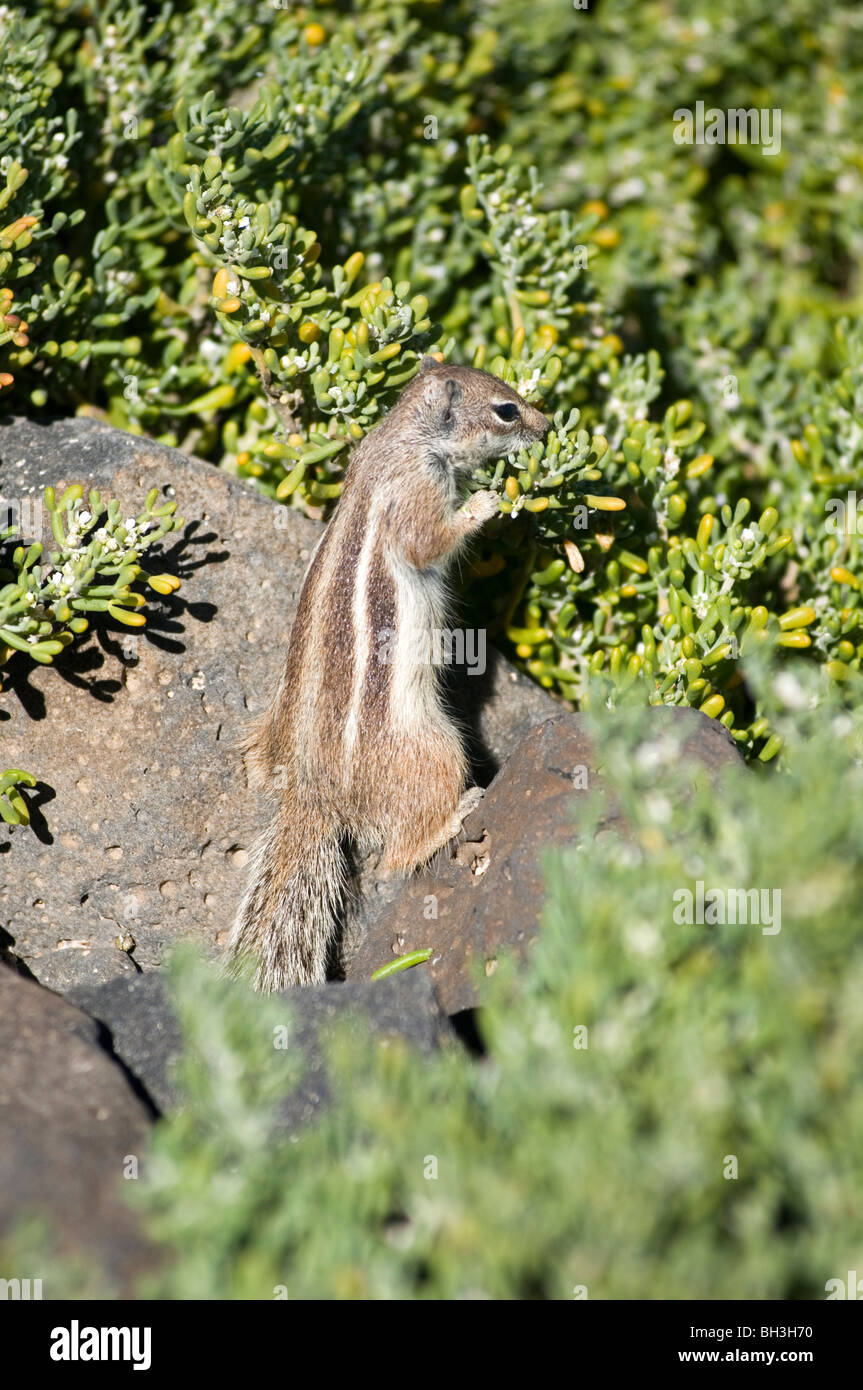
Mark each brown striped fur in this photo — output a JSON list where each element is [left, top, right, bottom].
[[227, 359, 548, 989]]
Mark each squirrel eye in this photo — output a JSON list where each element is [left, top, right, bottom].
[[493, 402, 520, 423]]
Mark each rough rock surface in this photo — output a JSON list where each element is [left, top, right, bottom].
[[67, 972, 184, 1115], [345, 707, 743, 1014], [0, 416, 556, 992], [69, 967, 452, 1135], [0, 966, 155, 1293]]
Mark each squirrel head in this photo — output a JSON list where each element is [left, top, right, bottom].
[[404, 357, 549, 469]]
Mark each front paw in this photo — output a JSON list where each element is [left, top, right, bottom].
[[462, 489, 500, 524]]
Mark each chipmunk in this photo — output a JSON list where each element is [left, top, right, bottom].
[[227, 357, 548, 990]]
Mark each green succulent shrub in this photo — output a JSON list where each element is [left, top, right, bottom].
[[2, 0, 863, 764], [0, 483, 183, 823]]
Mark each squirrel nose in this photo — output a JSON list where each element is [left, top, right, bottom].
[[530, 406, 550, 436]]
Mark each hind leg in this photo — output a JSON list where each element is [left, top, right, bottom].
[[379, 761, 483, 874]]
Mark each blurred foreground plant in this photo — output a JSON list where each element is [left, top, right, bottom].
[[103, 667, 863, 1299]]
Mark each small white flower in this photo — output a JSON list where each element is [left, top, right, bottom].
[[517, 369, 541, 396], [663, 446, 681, 478], [610, 177, 646, 205], [625, 921, 661, 957], [199, 338, 222, 365], [645, 792, 672, 825], [774, 672, 808, 710], [635, 737, 676, 773]]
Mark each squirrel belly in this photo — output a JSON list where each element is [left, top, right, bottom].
[[226, 359, 548, 990]]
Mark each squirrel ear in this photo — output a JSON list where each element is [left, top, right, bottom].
[[419, 355, 439, 373], [420, 366, 462, 428], [439, 376, 463, 430]]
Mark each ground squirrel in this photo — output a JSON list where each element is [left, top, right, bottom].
[[227, 357, 548, 990]]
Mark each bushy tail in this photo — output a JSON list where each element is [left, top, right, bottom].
[[226, 803, 346, 991]]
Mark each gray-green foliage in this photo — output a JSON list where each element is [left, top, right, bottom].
[[116, 669, 863, 1300]]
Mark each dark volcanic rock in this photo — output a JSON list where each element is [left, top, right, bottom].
[[0, 967, 155, 1293], [68, 972, 184, 1115], [271, 969, 452, 1135], [0, 416, 556, 991], [70, 966, 452, 1135], [345, 706, 743, 1014]]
